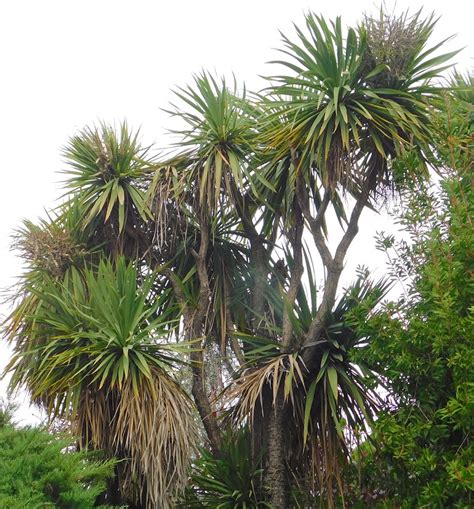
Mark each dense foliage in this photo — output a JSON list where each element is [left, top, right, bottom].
[[180, 427, 269, 508], [345, 75, 474, 507], [2, 7, 470, 508], [0, 405, 115, 508]]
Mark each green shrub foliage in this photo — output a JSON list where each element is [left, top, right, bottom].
[[0, 406, 115, 508]]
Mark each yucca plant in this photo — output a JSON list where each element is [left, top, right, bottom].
[[3, 202, 96, 365], [166, 72, 267, 213], [225, 273, 390, 506], [264, 11, 455, 194], [3, 7, 460, 509], [5, 258, 197, 508], [62, 122, 155, 247]]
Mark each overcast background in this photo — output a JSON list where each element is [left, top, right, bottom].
[[1, 0, 472, 424]]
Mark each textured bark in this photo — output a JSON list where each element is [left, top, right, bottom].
[[250, 238, 268, 334], [265, 398, 289, 509], [295, 172, 332, 269], [189, 212, 223, 456], [251, 405, 264, 470], [190, 344, 222, 456], [282, 203, 304, 349], [163, 211, 223, 457]]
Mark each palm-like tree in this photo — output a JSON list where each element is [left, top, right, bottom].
[[226, 10, 452, 508], [5, 126, 198, 508], [224, 269, 390, 503], [3, 8, 456, 509], [265, 12, 454, 193], [6, 258, 196, 508], [62, 122, 158, 261]]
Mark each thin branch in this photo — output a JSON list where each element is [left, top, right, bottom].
[[296, 171, 333, 268], [282, 203, 304, 348], [302, 189, 369, 366], [190, 209, 223, 455], [228, 178, 270, 335], [192, 210, 211, 316], [270, 211, 282, 247], [162, 268, 187, 309], [229, 178, 259, 242], [334, 192, 367, 267], [164, 210, 222, 456], [224, 280, 246, 366]]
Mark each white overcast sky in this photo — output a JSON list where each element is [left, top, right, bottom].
[[0, 0, 472, 424]]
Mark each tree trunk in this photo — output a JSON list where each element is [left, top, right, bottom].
[[190, 346, 222, 457], [265, 398, 289, 508]]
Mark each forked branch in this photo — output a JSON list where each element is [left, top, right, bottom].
[[301, 186, 369, 367]]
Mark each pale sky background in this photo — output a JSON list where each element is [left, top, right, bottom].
[[0, 0, 472, 425]]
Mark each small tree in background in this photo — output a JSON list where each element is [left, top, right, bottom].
[[0, 402, 115, 508]]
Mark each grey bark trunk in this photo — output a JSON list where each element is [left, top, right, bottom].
[[265, 399, 289, 508]]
